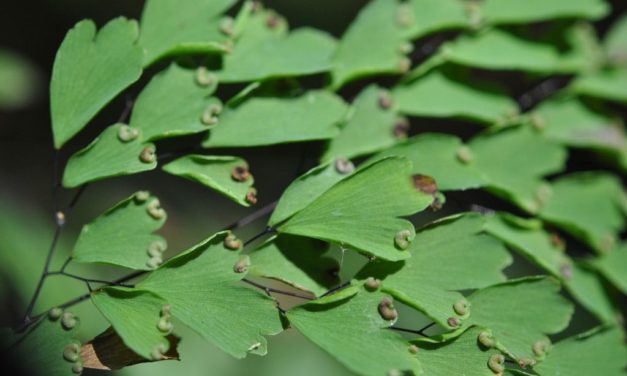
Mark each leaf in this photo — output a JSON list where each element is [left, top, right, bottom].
[[138, 0, 235, 66], [484, 213, 571, 279], [469, 126, 567, 213], [442, 26, 587, 73], [331, 0, 409, 89], [202, 91, 347, 147], [484, 213, 616, 323], [91, 287, 170, 360], [249, 235, 339, 297], [393, 65, 519, 125], [592, 242, 627, 294], [81, 328, 179, 370], [539, 172, 626, 253], [128, 64, 220, 141], [7, 311, 82, 376], [465, 277, 574, 361], [269, 161, 352, 226], [401, 0, 470, 40], [50, 18, 142, 149], [138, 231, 283, 358], [413, 327, 504, 376], [62, 124, 157, 188], [370, 133, 486, 191], [356, 213, 511, 328], [321, 85, 401, 163], [534, 327, 627, 376], [218, 8, 336, 82], [162, 155, 256, 207], [572, 68, 627, 104], [605, 13, 627, 64], [72, 192, 167, 270], [480, 0, 609, 25], [532, 95, 626, 152], [564, 263, 616, 324], [287, 285, 423, 376], [278, 157, 434, 261]]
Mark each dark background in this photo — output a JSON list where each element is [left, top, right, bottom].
[[1, 1, 626, 375]]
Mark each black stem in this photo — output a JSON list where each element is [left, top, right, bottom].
[[244, 226, 276, 247], [319, 281, 351, 298], [47, 271, 133, 287], [242, 278, 313, 300], [389, 323, 434, 338], [225, 201, 277, 231]]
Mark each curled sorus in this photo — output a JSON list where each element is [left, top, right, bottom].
[[63, 343, 80, 363], [157, 316, 173, 334], [478, 330, 495, 348], [456, 146, 473, 164], [195, 66, 216, 87], [364, 277, 381, 291], [61, 312, 77, 330], [147, 199, 166, 220], [117, 125, 139, 142], [453, 299, 469, 316], [378, 297, 398, 321], [71, 362, 83, 375], [532, 339, 551, 359], [200, 103, 222, 126], [392, 117, 410, 139], [139, 146, 157, 164], [408, 344, 419, 354], [224, 233, 243, 250], [334, 157, 354, 174], [412, 174, 437, 194], [147, 240, 167, 257], [48, 307, 63, 320], [447, 317, 460, 328], [245, 187, 258, 205], [487, 353, 505, 374], [378, 91, 393, 110], [394, 229, 412, 250], [146, 255, 163, 270], [231, 165, 251, 182], [151, 343, 168, 361], [134, 190, 150, 203], [233, 255, 251, 274], [218, 16, 234, 36]]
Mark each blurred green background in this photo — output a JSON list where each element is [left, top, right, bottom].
[[0, 1, 625, 375]]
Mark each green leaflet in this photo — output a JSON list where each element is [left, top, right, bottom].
[[592, 242, 627, 294], [269, 161, 353, 226], [480, 0, 609, 25], [138, 231, 283, 358], [71, 192, 167, 270], [249, 235, 339, 297], [572, 68, 627, 104], [401, 0, 470, 40], [534, 327, 627, 376], [50, 18, 143, 149], [413, 327, 504, 376], [331, 0, 410, 89], [539, 172, 626, 253], [91, 287, 170, 360], [139, 0, 235, 66], [532, 95, 627, 152], [278, 157, 434, 261], [6, 311, 82, 376], [370, 133, 485, 191], [485, 213, 616, 323], [357, 213, 511, 328], [604, 13, 627, 64], [393, 65, 519, 125], [442, 25, 592, 73], [321, 85, 401, 163], [287, 286, 423, 376], [465, 277, 574, 361], [202, 91, 347, 147], [218, 7, 336, 82], [62, 124, 157, 188], [469, 125, 567, 213], [128, 64, 220, 141], [162, 155, 256, 207]]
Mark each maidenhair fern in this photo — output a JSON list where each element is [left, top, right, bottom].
[[2, 1, 627, 375]]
